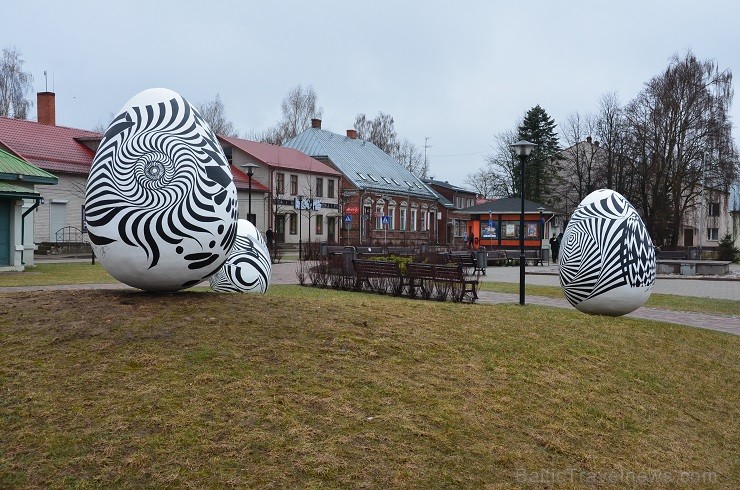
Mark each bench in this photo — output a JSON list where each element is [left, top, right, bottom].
[[656, 250, 687, 260], [406, 262, 478, 303], [524, 250, 548, 266], [386, 246, 415, 257], [355, 246, 387, 257], [487, 249, 508, 267], [448, 251, 484, 275], [351, 259, 407, 295]]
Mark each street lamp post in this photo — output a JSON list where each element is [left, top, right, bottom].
[[297, 195, 304, 260], [510, 140, 537, 306], [538, 206, 545, 239], [241, 163, 259, 226]]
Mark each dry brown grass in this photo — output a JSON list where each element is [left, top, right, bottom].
[[0, 286, 737, 488]]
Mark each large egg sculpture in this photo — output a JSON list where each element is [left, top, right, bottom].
[[84, 88, 238, 292], [209, 219, 271, 293], [558, 189, 656, 316]]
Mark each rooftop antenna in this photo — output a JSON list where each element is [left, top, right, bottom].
[[44, 70, 48, 92]]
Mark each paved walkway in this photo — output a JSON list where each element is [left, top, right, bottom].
[[7, 257, 739, 336]]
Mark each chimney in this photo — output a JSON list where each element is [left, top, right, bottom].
[[346, 129, 358, 139], [311, 118, 322, 129], [37, 92, 56, 126]]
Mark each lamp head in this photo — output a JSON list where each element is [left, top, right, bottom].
[[510, 140, 536, 157]]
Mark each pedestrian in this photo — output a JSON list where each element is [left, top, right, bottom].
[[467, 227, 475, 250], [265, 226, 274, 251], [549, 232, 560, 262]]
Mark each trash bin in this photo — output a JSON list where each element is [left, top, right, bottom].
[[688, 246, 699, 260], [343, 246, 357, 276], [320, 241, 328, 258], [475, 247, 487, 275]]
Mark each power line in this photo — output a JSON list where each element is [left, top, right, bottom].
[[429, 150, 489, 157]]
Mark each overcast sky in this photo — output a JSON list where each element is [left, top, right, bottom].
[[5, 0, 739, 188]]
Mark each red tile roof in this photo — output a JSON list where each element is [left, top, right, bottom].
[[0, 117, 100, 175], [218, 135, 341, 176], [0, 117, 270, 191]]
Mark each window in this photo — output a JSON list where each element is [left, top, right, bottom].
[[400, 207, 407, 231], [410, 209, 417, 231], [707, 228, 719, 241], [289, 214, 297, 235], [327, 179, 335, 198], [357, 172, 367, 180], [421, 211, 428, 232], [315, 216, 323, 235], [388, 206, 396, 229], [316, 177, 323, 197], [708, 202, 720, 217], [290, 175, 298, 195], [276, 172, 285, 194], [391, 178, 400, 186], [375, 203, 384, 229], [368, 174, 379, 182], [382, 176, 391, 184]]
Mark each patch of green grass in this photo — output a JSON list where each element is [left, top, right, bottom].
[[0, 262, 116, 286], [480, 281, 740, 316], [0, 286, 737, 488]]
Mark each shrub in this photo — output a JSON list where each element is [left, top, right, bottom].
[[717, 233, 739, 262]]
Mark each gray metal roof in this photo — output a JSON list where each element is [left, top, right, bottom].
[[284, 128, 437, 199]]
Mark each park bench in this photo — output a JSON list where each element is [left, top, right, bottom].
[[524, 250, 548, 266], [351, 258, 407, 295], [656, 250, 687, 260], [487, 249, 508, 266], [406, 262, 478, 303], [355, 246, 387, 257], [503, 250, 520, 266], [386, 246, 415, 256], [448, 250, 480, 275]]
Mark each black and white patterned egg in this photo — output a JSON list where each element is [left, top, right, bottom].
[[209, 219, 272, 293], [558, 189, 656, 316], [84, 88, 238, 292]]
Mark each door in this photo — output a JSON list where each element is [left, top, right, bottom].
[[327, 217, 336, 244], [0, 200, 10, 265], [275, 214, 286, 243], [684, 228, 694, 247], [50, 202, 67, 242]]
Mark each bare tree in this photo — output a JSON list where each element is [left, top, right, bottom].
[[480, 129, 520, 198], [0, 46, 34, 119], [250, 84, 323, 145], [354, 112, 399, 155], [197, 93, 239, 137], [623, 51, 737, 247]]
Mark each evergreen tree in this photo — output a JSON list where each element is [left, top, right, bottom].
[[515, 105, 561, 204]]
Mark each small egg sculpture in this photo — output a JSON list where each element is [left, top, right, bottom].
[[558, 189, 656, 316], [84, 88, 238, 291], [209, 219, 272, 293]]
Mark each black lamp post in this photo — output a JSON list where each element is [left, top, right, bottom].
[[298, 195, 304, 260], [510, 140, 536, 306], [241, 163, 259, 226]]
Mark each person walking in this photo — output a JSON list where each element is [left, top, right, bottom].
[[265, 227, 274, 252], [549, 232, 560, 262]]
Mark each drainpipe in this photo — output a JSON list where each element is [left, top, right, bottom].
[[20, 197, 42, 265]]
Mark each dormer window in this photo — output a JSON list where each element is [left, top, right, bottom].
[[368, 174, 379, 182], [357, 172, 367, 180]]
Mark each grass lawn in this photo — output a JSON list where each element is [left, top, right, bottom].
[[0, 285, 737, 488]]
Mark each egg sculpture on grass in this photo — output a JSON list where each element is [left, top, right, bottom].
[[209, 219, 272, 293], [84, 88, 238, 292], [558, 189, 656, 316]]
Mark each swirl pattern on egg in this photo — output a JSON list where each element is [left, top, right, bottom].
[[558, 189, 656, 316], [209, 219, 272, 293], [84, 88, 238, 292]]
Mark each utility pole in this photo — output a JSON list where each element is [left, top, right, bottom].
[[423, 137, 432, 178]]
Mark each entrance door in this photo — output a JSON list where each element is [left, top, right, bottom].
[[275, 214, 286, 243], [327, 217, 336, 244], [0, 200, 10, 265], [684, 228, 694, 247], [50, 202, 67, 242]]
